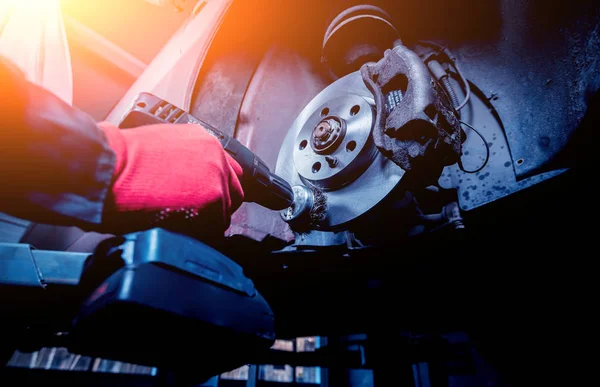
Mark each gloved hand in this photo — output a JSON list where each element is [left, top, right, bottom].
[[100, 122, 244, 236], [0, 56, 243, 236]]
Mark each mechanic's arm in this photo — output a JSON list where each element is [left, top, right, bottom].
[[0, 58, 243, 236]]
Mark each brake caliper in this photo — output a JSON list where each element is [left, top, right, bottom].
[[360, 44, 463, 184]]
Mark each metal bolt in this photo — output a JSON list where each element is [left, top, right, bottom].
[[325, 156, 338, 168]]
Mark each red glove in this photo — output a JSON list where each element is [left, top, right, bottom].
[[100, 122, 244, 236]]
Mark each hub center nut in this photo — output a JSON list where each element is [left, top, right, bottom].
[[311, 116, 346, 154], [314, 121, 332, 140]]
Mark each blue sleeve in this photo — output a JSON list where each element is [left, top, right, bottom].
[[0, 58, 116, 226]]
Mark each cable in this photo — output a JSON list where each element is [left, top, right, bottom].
[[418, 40, 471, 111], [452, 60, 471, 111], [458, 121, 490, 174], [441, 76, 461, 110]]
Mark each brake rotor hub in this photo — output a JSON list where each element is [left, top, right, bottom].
[[293, 94, 376, 190]]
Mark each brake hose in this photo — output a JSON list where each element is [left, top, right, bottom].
[[419, 41, 471, 111]]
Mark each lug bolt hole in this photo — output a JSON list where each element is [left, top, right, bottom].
[[299, 140, 308, 150], [516, 158, 524, 165], [346, 141, 357, 152], [350, 105, 360, 116], [321, 107, 329, 117], [312, 162, 322, 173]]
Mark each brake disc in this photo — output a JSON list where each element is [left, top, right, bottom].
[[275, 71, 405, 230]]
